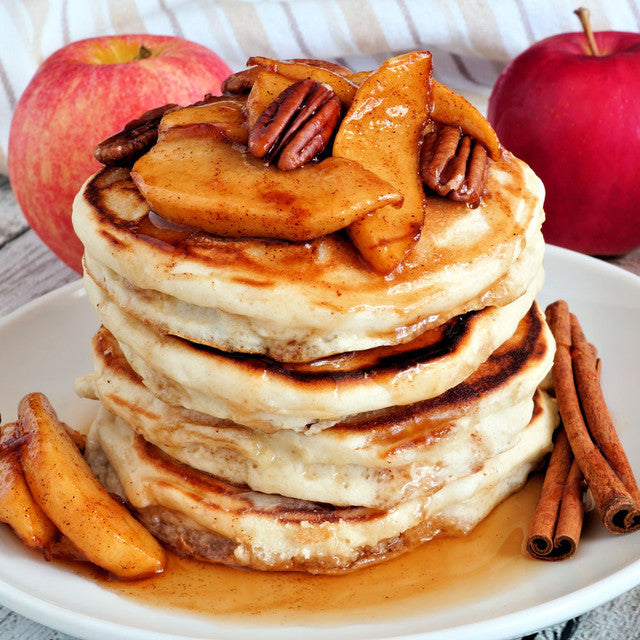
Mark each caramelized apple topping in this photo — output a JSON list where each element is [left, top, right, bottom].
[[420, 124, 489, 207], [283, 58, 352, 76], [94, 103, 180, 167], [248, 78, 341, 171]]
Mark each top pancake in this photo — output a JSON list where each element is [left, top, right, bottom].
[[72, 151, 545, 361]]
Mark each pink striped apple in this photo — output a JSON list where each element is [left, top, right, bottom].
[[8, 35, 232, 272]]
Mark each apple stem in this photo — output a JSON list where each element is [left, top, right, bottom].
[[135, 45, 152, 61], [574, 7, 601, 56]]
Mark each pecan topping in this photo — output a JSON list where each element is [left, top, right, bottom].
[[248, 79, 341, 171], [420, 124, 489, 207], [94, 103, 180, 167], [221, 67, 259, 95], [188, 93, 222, 108]]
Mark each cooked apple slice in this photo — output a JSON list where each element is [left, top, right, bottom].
[[132, 125, 403, 241], [0, 422, 58, 551], [285, 58, 352, 75], [247, 56, 357, 106], [17, 393, 166, 579], [347, 70, 372, 86], [245, 70, 295, 129], [339, 72, 501, 160], [432, 81, 501, 161], [333, 51, 432, 274], [158, 96, 248, 145]]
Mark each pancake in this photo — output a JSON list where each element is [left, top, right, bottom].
[[81, 227, 544, 366], [85, 389, 557, 573], [83, 267, 543, 432], [72, 150, 545, 361], [81, 227, 544, 362], [78, 301, 554, 508]]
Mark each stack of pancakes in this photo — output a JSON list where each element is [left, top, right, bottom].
[[72, 143, 557, 573]]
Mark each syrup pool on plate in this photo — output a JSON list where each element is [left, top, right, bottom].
[[68, 475, 545, 626]]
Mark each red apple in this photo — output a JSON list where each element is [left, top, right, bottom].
[[488, 9, 640, 256], [8, 35, 232, 272]]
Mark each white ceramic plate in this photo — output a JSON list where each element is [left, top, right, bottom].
[[1, 244, 639, 640]]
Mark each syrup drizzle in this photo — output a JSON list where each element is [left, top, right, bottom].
[[68, 476, 544, 627]]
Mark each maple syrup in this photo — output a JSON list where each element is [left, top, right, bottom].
[[71, 475, 544, 626]]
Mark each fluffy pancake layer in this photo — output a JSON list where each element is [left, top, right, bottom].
[[85, 390, 556, 573], [72, 150, 545, 361], [83, 268, 543, 432], [81, 228, 545, 363], [78, 302, 554, 508]]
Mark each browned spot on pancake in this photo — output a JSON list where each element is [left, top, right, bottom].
[[327, 304, 546, 454], [530, 388, 543, 419], [135, 436, 247, 496], [175, 310, 475, 385], [290, 320, 452, 373], [98, 229, 127, 248], [230, 276, 276, 288], [93, 327, 142, 386], [441, 304, 543, 400], [107, 394, 161, 422]]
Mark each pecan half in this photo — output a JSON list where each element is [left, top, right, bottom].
[[420, 124, 489, 207], [221, 66, 260, 95], [94, 103, 180, 167], [189, 93, 222, 108], [248, 79, 341, 171]]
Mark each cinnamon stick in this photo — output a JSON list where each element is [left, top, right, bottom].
[[554, 459, 585, 555], [546, 301, 640, 534], [570, 313, 640, 532], [526, 429, 584, 560]]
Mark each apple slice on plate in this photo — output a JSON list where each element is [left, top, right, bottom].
[[432, 81, 501, 161], [0, 422, 58, 552], [158, 96, 248, 145], [131, 125, 402, 241], [17, 393, 166, 580], [247, 56, 357, 106], [333, 51, 432, 274]]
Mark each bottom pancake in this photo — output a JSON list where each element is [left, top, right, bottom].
[[85, 390, 557, 574]]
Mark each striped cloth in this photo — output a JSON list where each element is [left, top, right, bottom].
[[0, 0, 639, 175]]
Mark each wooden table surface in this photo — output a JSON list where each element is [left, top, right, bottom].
[[1, 174, 640, 639]]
